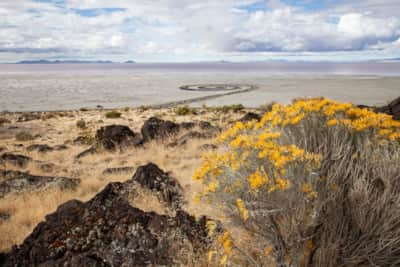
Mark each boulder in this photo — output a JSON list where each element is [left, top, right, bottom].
[[95, 125, 142, 151], [141, 117, 180, 142], [27, 144, 54, 153], [128, 163, 183, 210], [1, 165, 213, 267], [239, 112, 262, 122], [376, 97, 400, 120], [0, 118, 11, 126], [0, 153, 32, 168], [75, 147, 97, 159], [0, 170, 80, 198]]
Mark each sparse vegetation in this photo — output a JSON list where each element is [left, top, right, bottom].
[[15, 131, 34, 141], [174, 105, 196, 116], [213, 104, 244, 113], [138, 105, 150, 112], [195, 98, 400, 266], [0, 118, 11, 126], [105, 111, 122, 119], [76, 119, 87, 129]]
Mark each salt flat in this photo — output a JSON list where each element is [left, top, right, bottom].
[[0, 62, 399, 111]]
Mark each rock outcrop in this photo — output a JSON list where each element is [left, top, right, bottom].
[[1, 164, 213, 267], [128, 163, 184, 210], [27, 144, 54, 153], [95, 125, 143, 151], [75, 125, 142, 158], [141, 117, 180, 142], [376, 96, 400, 120], [0, 170, 80, 198], [0, 118, 11, 126], [0, 153, 32, 168], [239, 112, 262, 122]]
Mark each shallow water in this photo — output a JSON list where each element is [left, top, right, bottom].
[[0, 62, 399, 112]]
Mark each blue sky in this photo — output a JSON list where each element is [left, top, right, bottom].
[[0, 0, 399, 62]]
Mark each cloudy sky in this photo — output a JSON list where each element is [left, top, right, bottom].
[[1, 0, 400, 62]]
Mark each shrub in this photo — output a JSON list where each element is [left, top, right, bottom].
[[15, 131, 34, 141], [175, 105, 196, 116], [105, 111, 121, 119], [76, 119, 86, 129], [138, 105, 150, 112], [214, 104, 244, 113], [0, 118, 11, 126], [194, 98, 400, 266]]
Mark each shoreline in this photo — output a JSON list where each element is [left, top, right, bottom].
[[2, 75, 400, 112]]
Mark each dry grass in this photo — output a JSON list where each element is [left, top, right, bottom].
[[0, 107, 250, 253]]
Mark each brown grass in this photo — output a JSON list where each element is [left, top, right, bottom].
[[0, 107, 250, 253]]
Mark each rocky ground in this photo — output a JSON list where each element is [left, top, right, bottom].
[[0, 106, 261, 265], [0, 98, 398, 266]]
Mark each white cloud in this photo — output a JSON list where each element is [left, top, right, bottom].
[[232, 8, 400, 52], [0, 0, 399, 61]]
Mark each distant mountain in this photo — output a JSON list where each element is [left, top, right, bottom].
[[124, 60, 136, 64], [16, 60, 115, 64]]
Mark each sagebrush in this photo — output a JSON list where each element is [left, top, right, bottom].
[[195, 98, 400, 266]]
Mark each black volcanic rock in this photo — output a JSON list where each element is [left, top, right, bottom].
[[129, 163, 183, 210], [27, 144, 54, 153], [0, 153, 32, 167], [0, 118, 11, 126], [239, 112, 262, 122], [141, 117, 180, 142], [0, 170, 80, 198], [376, 97, 400, 120], [75, 147, 98, 159], [95, 125, 142, 151], [1, 164, 213, 267]]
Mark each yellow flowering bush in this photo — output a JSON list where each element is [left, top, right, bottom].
[[195, 98, 400, 266]]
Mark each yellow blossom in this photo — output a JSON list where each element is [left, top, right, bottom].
[[248, 168, 269, 189], [264, 245, 273, 256], [208, 250, 216, 262], [326, 118, 338, 126], [220, 255, 228, 265], [236, 198, 249, 221]]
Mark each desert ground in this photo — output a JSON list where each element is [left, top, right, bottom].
[[0, 106, 252, 253]]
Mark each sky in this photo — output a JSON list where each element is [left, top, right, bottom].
[[0, 0, 400, 62]]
